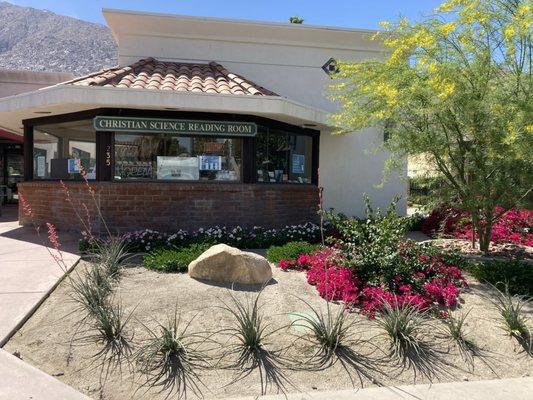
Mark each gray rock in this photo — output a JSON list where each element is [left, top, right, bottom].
[[188, 244, 272, 285]]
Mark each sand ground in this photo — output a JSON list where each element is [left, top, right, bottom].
[[5, 260, 532, 400]]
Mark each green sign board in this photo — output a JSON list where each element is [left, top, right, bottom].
[[93, 116, 257, 137]]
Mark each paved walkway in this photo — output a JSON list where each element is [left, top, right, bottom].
[[0, 204, 80, 346], [232, 377, 533, 400], [0, 204, 86, 399], [0, 349, 91, 400]]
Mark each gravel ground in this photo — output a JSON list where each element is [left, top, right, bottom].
[[5, 260, 532, 400]]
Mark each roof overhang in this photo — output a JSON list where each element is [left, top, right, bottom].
[[0, 128, 22, 143], [103, 9, 383, 53], [0, 85, 334, 134]]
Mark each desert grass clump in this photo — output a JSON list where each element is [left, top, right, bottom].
[[135, 307, 210, 399], [441, 310, 478, 363], [291, 299, 380, 386], [88, 301, 134, 376], [374, 301, 452, 381], [89, 236, 134, 280], [217, 288, 290, 394], [375, 301, 428, 361], [292, 300, 355, 361], [490, 284, 532, 353], [69, 264, 113, 318]]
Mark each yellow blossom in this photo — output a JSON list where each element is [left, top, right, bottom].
[[428, 76, 455, 99], [375, 82, 399, 107], [437, 22, 456, 36], [427, 63, 438, 74], [504, 25, 516, 41]]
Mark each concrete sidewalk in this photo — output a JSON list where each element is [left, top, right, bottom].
[[232, 377, 533, 400], [0, 204, 80, 345], [0, 349, 90, 400]]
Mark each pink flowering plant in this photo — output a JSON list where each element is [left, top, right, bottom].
[[280, 243, 466, 319], [423, 205, 533, 248], [277, 197, 467, 319]]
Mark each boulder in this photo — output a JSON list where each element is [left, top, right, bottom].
[[188, 244, 272, 285]]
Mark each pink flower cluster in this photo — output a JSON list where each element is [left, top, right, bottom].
[[455, 207, 533, 247], [279, 247, 338, 272], [278, 248, 467, 318], [423, 205, 533, 247]]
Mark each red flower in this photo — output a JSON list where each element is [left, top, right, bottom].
[[19, 192, 33, 218]]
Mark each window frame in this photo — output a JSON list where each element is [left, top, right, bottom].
[[32, 120, 97, 181], [112, 132, 244, 183], [23, 108, 320, 185]]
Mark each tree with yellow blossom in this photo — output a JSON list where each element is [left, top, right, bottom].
[[330, 0, 532, 252]]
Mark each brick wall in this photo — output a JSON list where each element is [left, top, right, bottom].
[[18, 181, 319, 233]]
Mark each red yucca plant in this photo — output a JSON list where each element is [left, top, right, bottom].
[[19, 160, 108, 263]]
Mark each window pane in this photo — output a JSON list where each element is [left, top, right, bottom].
[[256, 128, 313, 184], [288, 135, 312, 184], [256, 129, 289, 183], [33, 120, 96, 180], [114, 133, 242, 182]]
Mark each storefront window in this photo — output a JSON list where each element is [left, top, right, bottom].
[[255, 129, 312, 184], [33, 120, 96, 180], [114, 133, 242, 181]]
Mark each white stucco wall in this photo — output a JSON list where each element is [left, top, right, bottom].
[[320, 128, 407, 217], [0, 69, 73, 99]]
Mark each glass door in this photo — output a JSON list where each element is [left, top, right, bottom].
[[3, 150, 23, 203]]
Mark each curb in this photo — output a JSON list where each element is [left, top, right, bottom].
[[227, 377, 533, 400]]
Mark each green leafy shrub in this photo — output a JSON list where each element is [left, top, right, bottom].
[[469, 259, 533, 296], [408, 176, 447, 208], [266, 241, 318, 263], [143, 244, 210, 273], [406, 213, 425, 231], [326, 195, 410, 285]]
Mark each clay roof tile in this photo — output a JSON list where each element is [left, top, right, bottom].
[[63, 58, 278, 97]]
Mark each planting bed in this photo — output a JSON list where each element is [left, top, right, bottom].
[[5, 260, 533, 400], [434, 238, 533, 260]]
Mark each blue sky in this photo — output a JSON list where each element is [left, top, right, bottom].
[[6, 0, 443, 29]]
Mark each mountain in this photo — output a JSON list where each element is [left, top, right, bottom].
[[0, 1, 117, 77]]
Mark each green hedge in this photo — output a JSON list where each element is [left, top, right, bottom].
[[469, 259, 532, 296], [266, 241, 319, 263], [142, 243, 210, 273]]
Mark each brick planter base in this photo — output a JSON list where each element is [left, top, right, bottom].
[[18, 181, 319, 233]]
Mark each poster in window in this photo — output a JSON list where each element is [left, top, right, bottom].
[[291, 154, 305, 174], [36, 156, 46, 177], [199, 155, 222, 171], [67, 159, 80, 174], [157, 156, 199, 180]]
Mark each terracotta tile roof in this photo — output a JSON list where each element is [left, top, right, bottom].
[[62, 58, 278, 96]]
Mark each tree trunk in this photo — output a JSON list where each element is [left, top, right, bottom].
[[478, 209, 493, 253], [479, 220, 492, 253], [471, 214, 478, 249]]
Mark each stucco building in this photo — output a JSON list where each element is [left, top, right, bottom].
[[0, 69, 73, 204], [0, 10, 406, 232]]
